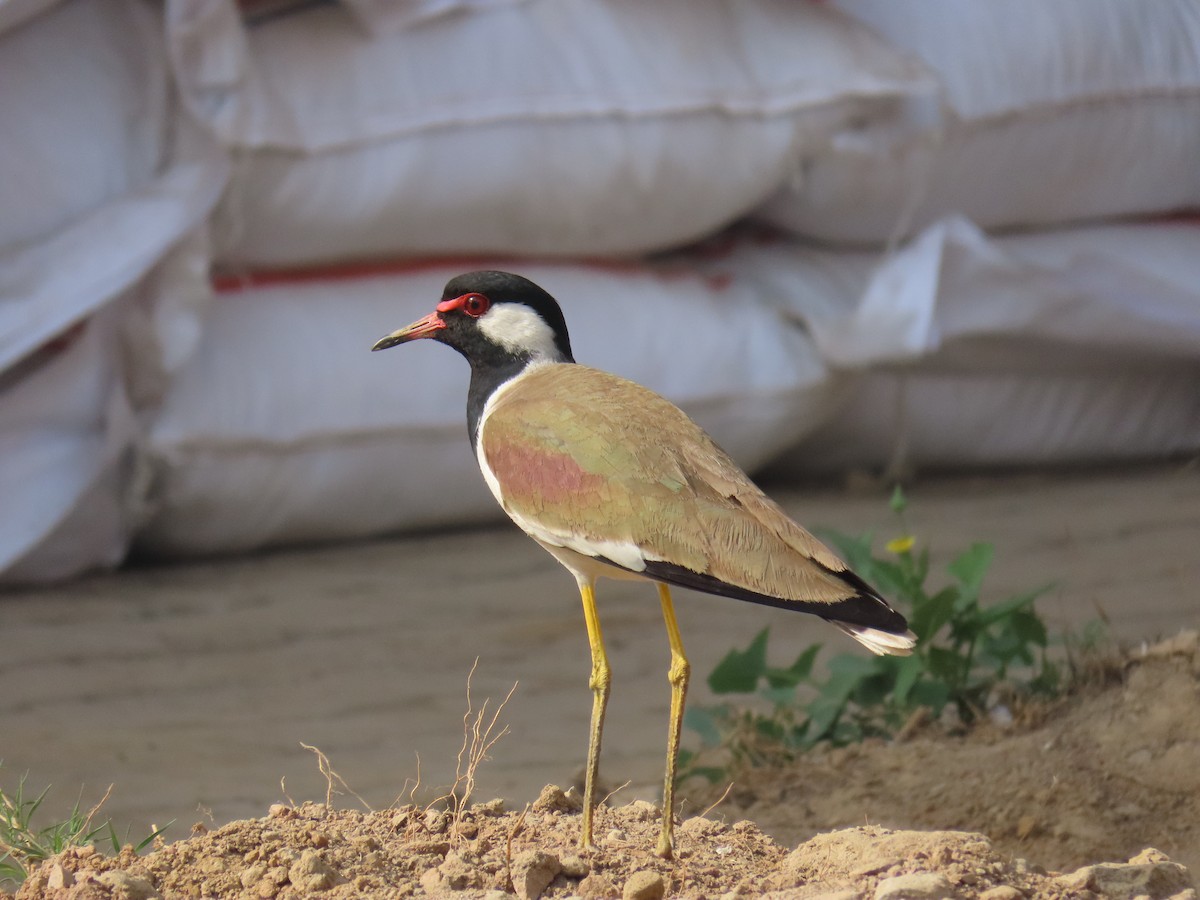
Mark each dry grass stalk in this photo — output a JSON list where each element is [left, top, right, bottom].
[[437, 658, 518, 819], [300, 743, 371, 812]]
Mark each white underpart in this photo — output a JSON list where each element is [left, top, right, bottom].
[[479, 302, 564, 361], [475, 365, 657, 582]]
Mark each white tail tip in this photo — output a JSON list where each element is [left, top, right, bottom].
[[836, 624, 918, 656]]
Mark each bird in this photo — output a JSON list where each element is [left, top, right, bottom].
[[372, 270, 915, 859]]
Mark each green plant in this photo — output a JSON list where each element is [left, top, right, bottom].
[[0, 768, 168, 889], [682, 487, 1064, 779]]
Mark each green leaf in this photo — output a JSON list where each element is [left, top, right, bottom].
[[137, 823, 172, 853], [926, 646, 966, 685], [979, 628, 1028, 670], [765, 644, 821, 690], [947, 543, 993, 607], [754, 718, 786, 743], [708, 628, 769, 694], [909, 585, 959, 642], [851, 671, 893, 707], [803, 675, 854, 741], [890, 653, 925, 707], [907, 679, 951, 714], [1009, 609, 1048, 647], [686, 766, 727, 785], [915, 545, 931, 587], [1029, 660, 1061, 695], [827, 654, 882, 678], [683, 705, 725, 747], [761, 685, 797, 707], [803, 655, 879, 740], [828, 718, 865, 747], [889, 484, 908, 514], [976, 586, 1051, 628], [864, 558, 908, 597]]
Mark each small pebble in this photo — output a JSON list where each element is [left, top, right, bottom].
[[47, 864, 74, 890], [97, 870, 160, 900], [561, 854, 591, 878], [352, 834, 380, 851], [624, 800, 660, 822], [623, 870, 665, 900], [532, 784, 580, 813], [979, 887, 1025, 900], [419, 867, 445, 893], [578, 873, 619, 899], [874, 872, 954, 900], [240, 863, 268, 888], [424, 807, 450, 834], [512, 849, 562, 900], [287, 849, 336, 892]]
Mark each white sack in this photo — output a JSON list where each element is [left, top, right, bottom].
[[167, 0, 930, 267], [0, 304, 139, 583], [0, 0, 167, 250], [710, 219, 1200, 472], [760, 0, 1200, 244], [137, 261, 836, 557], [0, 5, 229, 373], [0, 232, 217, 584], [0, 0, 228, 582], [778, 365, 1200, 475]]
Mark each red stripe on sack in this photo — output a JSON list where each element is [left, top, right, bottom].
[[211, 254, 732, 294]]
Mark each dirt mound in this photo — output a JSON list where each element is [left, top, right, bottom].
[[12, 792, 1194, 900], [699, 632, 1200, 877]]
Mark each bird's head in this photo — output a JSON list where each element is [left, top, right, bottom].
[[372, 270, 574, 366]]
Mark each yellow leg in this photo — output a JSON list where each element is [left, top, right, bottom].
[[656, 583, 690, 859], [578, 579, 610, 850]]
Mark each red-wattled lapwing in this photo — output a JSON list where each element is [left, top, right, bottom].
[[373, 271, 915, 858]]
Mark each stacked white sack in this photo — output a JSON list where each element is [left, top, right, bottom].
[[165, 0, 931, 268], [699, 220, 1200, 473], [137, 261, 835, 557], [0, 0, 228, 583], [759, 0, 1200, 244]]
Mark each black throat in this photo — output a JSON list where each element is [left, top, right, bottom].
[[466, 356, 536, 454]]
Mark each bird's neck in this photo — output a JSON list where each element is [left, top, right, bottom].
[[467, 357, 539, 453]]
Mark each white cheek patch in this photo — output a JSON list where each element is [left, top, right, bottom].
[[479, 303, 563, 361]]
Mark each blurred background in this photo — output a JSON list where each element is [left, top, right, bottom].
[[1, 0, 1199, 835], [3, 0, 1200, 578]]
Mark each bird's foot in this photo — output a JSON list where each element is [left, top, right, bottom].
[[654, 833, 674, 860]]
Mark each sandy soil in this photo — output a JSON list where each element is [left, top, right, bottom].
[[2, 464, 1199, 897], [10, 634, 1200, 898]]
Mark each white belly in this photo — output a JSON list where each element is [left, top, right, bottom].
[[535, 539, 655, 586]]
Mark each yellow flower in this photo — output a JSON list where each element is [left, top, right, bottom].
[[886, 535, 916, 555]]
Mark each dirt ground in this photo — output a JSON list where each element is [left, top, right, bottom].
[[2, 463, 1199, 897], [692, 633, 1200, 877], [9, 634, 1200, 899]]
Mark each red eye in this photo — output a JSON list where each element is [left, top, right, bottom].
[[462, 293, 490, 317]]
